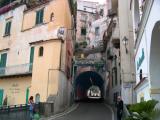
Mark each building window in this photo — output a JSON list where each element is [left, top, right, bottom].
[[100, 9, 104, 16], [140, 69, 143, 80], [0, 53, 7, 68], [81, 14, 88, 22], [0, 53, 7, 74], [81, 28, 86, 36], [4, 21, 11, 36], [50, 12, 54, 21], [39, 46, 44, 57], [95, 27, 99, 36], [36, 9, 44, 25], [29, 47, 34, 71], [35, 93, 40, 104]]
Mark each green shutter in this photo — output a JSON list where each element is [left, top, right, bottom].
[[36, 9, 44, 25], [25, 88, 29, 104], [30, 47, 34, 64], [5, 21, 11, 35], [29, 47, 34, 71], [0, 89, 4, 107], [36, 11, 39, 25], [40, 9, 44, 23], [8, 22, 11, 35], [5, 22, 9, 35], [0, 53, 7, 68]]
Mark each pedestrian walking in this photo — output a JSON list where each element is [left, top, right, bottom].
[[29, 96, 34, 120], [116, 96, 123, 120]]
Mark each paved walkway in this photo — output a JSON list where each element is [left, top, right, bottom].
[[47, 102, 114, 120]]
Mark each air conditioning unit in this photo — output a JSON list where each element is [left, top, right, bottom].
[[57, 27, 66, 40]]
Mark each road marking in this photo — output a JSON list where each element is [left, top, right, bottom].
[[48, 104, 79, 120], [104, 104, 115, 120]]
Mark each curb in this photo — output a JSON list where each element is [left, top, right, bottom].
[[40, 104, 79, 120]]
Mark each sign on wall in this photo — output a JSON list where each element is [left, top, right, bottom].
[[137, 48, 145, 70]]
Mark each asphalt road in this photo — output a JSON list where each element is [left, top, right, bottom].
[[52, 102, 113, 120]]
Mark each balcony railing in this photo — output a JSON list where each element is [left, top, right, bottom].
[[0, 63, 33, 77]]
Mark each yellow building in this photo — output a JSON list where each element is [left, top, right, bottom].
[[0, 0, 74, 112]]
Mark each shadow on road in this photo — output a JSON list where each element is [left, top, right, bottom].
[[75, 98, 104, 103]]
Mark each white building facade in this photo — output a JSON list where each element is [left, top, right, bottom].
[[133, 0, 160, 103]]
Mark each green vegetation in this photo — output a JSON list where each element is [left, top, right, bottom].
[[126, 100, 160, 120]]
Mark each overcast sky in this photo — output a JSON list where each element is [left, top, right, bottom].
[[83, 0, 106, 4]]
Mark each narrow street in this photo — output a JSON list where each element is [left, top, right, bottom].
[[52, 102, 114, 120]]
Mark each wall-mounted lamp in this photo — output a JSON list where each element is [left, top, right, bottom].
[[122, 36, 128, 54]]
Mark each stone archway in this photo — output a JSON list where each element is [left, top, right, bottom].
[[74, 71, 105, 101], [150, 21, 160, 100]]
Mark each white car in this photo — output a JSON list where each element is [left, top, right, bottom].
[[87, 85, 101, 99]]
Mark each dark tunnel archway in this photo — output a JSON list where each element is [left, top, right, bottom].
[[74, 71, 105, 101]]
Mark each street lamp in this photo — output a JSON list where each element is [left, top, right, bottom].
[[122, 36, 128, 54]]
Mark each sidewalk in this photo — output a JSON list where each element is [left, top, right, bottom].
[[40, 104, 79, 120]]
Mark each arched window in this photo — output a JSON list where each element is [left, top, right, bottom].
[[35, 93, 40, 104], [50, 12, 54, 21], [39, 46, 43, 57]]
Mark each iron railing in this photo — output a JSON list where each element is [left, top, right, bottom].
[[0, 104, 30, 120], [0, 63, 33, 77], [0, 102, 54, 120]]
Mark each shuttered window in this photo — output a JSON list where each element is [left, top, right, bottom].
[[81, 27, 86, 35], [39, 46, 43, 57], [4, 21, 11, 36], [29, 47, 34, 71], [30, 47, 34, 64], [0, 89, 4, 106], [0, 53, 7, 68], [36, 9, 44, 25]]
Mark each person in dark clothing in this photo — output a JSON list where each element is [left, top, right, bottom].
[[116, 96, 123, 120]]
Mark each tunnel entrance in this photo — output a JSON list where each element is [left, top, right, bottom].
[[74, 71, 104, 101]]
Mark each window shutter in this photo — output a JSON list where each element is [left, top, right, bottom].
[[8, 22, 11, 34], [4, 21, 11, 35], [30, 47, 34, 63], [40, 9, 44, 23], [5, 22, 9, 35], [36, 11, 39, 25], [0, 89, 4, 106], [36, 9, 44, 25], [0, 53, 7, 68]]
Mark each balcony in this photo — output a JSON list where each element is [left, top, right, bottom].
[[0, 63, 32, 78]]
